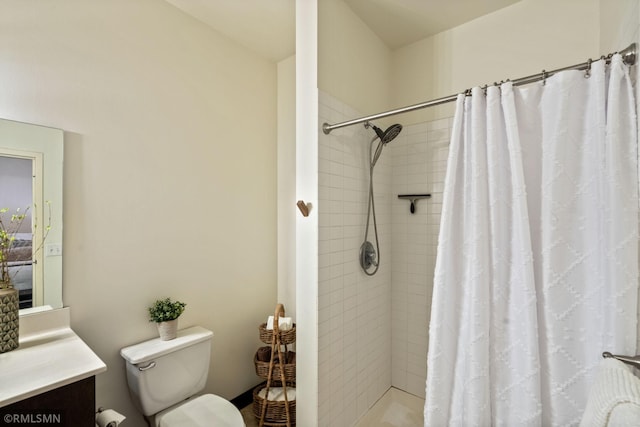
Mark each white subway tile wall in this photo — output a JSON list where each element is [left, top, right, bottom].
[[318, 91, 452, 425], [319, 92, 393, 427], [388, 118, 451, 398]]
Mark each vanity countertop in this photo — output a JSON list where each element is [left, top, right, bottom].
[[0, 307, 107, 407]]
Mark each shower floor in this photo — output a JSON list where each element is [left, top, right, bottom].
[[354, 387, 424, 427]]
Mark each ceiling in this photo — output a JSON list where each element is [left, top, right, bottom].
[[165, 0, 520, 62]]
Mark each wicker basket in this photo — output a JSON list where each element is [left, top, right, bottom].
[[259, 322, 296, 345], [254, 347, 296, 382], [252, 384, 296, 424]]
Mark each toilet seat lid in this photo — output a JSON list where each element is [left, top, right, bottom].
[[156, 394, 244, 427]]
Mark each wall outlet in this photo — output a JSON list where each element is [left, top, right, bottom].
[[45, 243, 62, 257]]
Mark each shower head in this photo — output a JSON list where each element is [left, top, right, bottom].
[[369, 123, 403, 144], [365, 122, 403, 169]]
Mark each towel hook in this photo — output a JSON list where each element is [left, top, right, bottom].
[[296, 200, 310, 217]]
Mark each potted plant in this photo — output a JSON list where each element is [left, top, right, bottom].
[[148, 297, 187, 341], [0, 205, 51, 353]]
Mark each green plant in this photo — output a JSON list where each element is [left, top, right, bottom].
[[148, 298, 187, 323], [0, 204, 51, 289]]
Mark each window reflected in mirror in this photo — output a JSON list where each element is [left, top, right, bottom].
[[0, 155, 36, 309]]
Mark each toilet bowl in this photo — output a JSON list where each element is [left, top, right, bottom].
[[155, 394, 243, 427], [120, 326, 245, 427]]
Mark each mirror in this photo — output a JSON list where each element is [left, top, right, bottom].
[[0, 118, 63, 311]]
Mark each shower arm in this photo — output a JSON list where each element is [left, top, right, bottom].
[[322, 43, 637, 135]]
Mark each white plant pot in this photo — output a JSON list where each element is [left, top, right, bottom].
[[157, 319, 178, 341]]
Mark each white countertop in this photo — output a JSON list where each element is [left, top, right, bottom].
[[0, 307, 107, 407]]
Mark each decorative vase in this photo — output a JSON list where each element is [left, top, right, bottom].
[[0, 287, 19, 353], [157, 319, 178, 341]]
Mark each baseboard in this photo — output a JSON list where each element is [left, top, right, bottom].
[[230, 382, 265, 409]]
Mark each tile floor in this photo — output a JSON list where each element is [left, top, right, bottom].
[[240, 404, 259, 427], [240, 387, 424, 427]]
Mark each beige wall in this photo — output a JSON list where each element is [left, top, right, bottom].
[[318, 0, 601, 125], [599, 0, 638, 53], [277, 55, 297, 319], [391, 0, 601, 123], [0, 1, 277, 424], [318, 0, 391, 119]]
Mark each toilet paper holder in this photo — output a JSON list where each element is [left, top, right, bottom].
[[96, 407, 126, 427]]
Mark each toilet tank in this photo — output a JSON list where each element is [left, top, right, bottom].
[[120, 326, 214, 416]]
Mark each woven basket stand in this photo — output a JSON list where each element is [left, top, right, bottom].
[[256, 303, 295, 427]]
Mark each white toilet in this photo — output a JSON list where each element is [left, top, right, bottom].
[[120, 326, 245, 427]]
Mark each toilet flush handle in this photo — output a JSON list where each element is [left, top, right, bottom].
[[138, 361, 156, 371]]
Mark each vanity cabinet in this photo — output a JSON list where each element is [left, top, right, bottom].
[[0, 376, 95, 426], [0, 308, 107, 427]]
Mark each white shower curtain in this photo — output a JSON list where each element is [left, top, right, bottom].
[[425, 54, 638, 426]]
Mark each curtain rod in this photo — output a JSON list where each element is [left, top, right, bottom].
[[322, 43, 637, 135]]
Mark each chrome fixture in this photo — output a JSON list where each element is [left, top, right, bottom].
[[360, 122, 402, 276], [322, 43, 637, 135]]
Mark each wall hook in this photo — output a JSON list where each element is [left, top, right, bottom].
[[297, 200, 310, 217]]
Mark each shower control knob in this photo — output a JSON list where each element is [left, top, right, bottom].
[[360, 241, 378, 272]]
